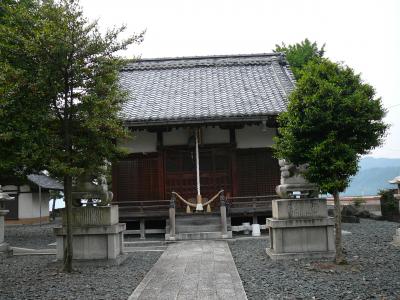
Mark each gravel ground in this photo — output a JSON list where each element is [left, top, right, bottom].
[[5, 223, 56, 249], [0, 224, 162, 300], [229, 219, 400, 300]]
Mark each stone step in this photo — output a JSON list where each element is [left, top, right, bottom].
[[176, 224, 221, 233], [165, 231, 233, 241], [123, 241, 166, 247], [175, 215, 221, 225], [11, 247, 56, 256], [124, 245, 167, 252], [166, 215, 232, 234]]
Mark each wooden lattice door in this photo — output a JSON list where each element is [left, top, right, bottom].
[[164, 147, 232, 206], [236, 148, 280, 196], [112, 153, 162, 202]]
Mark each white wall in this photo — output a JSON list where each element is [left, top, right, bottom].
[[18, 191, 50, 219], [120, 131, 157, 153], [236, 125, 276, 149], [18, 193, 33, 219], [19, 185, 31, 192], [164, 127, 230, 146], [163, 128, 190, 146], [2, 185, 18, 192], [119, 125, 274, 150], [202, 127, 229, 144]]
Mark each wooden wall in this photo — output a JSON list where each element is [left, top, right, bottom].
[[112, 147, 279, 203]]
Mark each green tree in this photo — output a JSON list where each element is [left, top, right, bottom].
[[274, 59, 387, 263], [274, 38, 325, 80], [0, 0, 50, 178], [0, 0, 143, 271]]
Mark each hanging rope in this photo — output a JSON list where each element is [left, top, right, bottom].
[[171, 191, 197, 208], [172, 190, 224, 211]]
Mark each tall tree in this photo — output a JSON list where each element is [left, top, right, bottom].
[[274, 38, 325, 80], [0, 0, 143, 271], [0, 0, 50, 179], [274, 59, 387, 263]]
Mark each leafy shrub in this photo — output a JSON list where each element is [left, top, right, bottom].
[[353, 197, 366, 208], [379, 189, 399, 218]]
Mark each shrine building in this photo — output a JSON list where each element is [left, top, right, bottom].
[[112, 53, 295, 233]]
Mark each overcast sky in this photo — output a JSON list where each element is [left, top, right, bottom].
[[80, 0, 400, 158]]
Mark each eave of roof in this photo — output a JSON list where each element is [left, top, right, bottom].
[[119, 53, 295, 126], [27, 174, 64, 190]]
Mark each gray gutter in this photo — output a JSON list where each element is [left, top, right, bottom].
[[122, 114, 279, 128]]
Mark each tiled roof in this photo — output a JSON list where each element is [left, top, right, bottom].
[[27, 174, 64, 190], [119, 53, 295, 126]]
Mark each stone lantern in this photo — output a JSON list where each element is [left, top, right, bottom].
[[389, 176, 400, 198], [0, 186, 14, 252]]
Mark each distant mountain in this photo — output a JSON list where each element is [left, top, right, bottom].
[[358, 157, 400, 171], [343, 157, 400, 196]]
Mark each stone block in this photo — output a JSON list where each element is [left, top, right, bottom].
[[55, 223, 125, 261], [272, 198, 328, 220], [55, 205, 126, 265], [266, 217, 334, 228], [266, 198, 335, 260], [61, 205, 119, 227]]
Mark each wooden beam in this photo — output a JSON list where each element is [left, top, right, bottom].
[[158, 151, 165, 200], [156, 131, 163, 150], [229, 128, 236, 146], [231, 149, 238, 197]]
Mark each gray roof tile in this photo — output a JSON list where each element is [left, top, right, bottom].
[[119, 53, 295, 125], [27, 174, 63, 190]]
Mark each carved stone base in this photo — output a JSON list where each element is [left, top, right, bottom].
[[54, 223, 126, 263], [266, 198, 335, 260], [55, 205, 126, 265]]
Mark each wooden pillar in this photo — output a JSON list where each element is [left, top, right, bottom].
[[195, 129, 202, 211], [140, 218, 145, 239], [157, 131, 165, 200], [252, 198, 257, 224], [229, 128, 238, 197], [111, 163, 118, 202], [39, 186, 42, 226]]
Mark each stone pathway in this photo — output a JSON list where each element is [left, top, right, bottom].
[[128, 240, 248, 300]]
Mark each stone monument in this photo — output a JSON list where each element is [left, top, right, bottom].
[[276, 160, 318, 199], [54, 173, 126, 265], [266, 161, 335, 260], [389, 176, 400, 246], [0, 186, 14, 252]]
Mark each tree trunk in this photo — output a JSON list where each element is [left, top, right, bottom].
[[63, 175, 73, 272], [333, 190, 344, 264]]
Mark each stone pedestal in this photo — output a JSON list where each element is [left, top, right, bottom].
[[393, 228, 400, 246], [0, 209, 10, 252], [266, 198, 335, 260], [54, 205, 126, 265]]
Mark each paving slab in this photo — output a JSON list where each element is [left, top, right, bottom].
[[128, 240, 247, 300]]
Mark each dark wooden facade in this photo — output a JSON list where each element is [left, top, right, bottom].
[[112, 145, 280, 209]]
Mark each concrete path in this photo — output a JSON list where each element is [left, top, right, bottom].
[[128, 240, 247, 300]]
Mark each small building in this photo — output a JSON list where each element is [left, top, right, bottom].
[[112, 53, 295, 229], [2, 174, 63, 224]]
